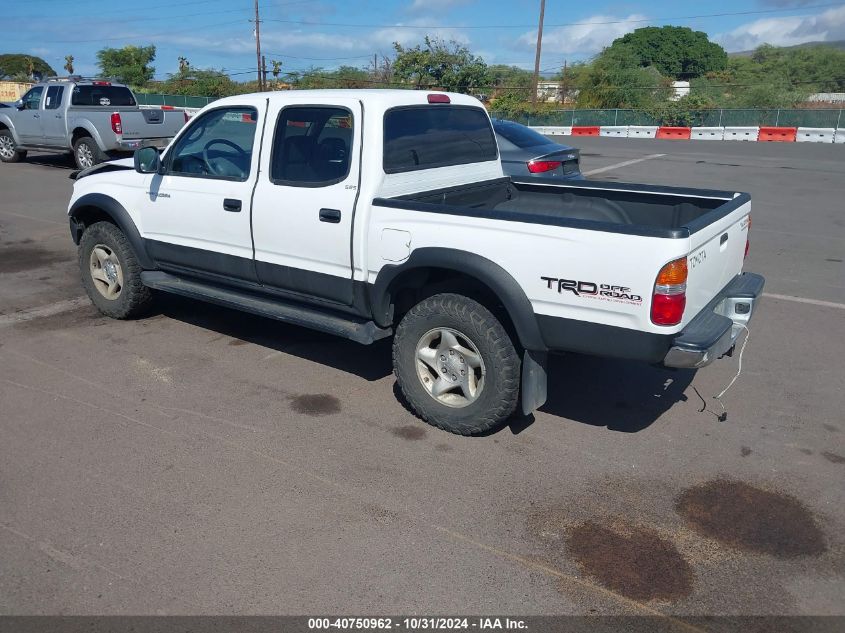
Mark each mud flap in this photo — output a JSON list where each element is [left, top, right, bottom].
[[521, 350, 548, 415]]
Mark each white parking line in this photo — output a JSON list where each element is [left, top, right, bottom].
[[0, 296, 88, 328], [583, 153, 666, 176], [763, 293, 845, 310]]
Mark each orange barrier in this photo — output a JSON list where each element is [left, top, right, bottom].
[[570, 126, 600, 136], [758, 126, 797, 142], [656, 126, 691, 140]]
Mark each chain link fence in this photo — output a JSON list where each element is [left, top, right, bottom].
[[492, 109, 845, 128], [134, 93, 217, 108]]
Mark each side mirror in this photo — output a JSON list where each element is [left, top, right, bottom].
[[134, 146, 160, 174], [15, 99, 24, 110]]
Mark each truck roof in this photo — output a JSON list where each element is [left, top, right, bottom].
[[209, 89, 485, 110]]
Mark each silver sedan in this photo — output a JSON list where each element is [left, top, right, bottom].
[[493, 119, 582, 180]]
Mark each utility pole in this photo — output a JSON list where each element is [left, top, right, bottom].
[[254, 0, 263, 91], [262, 55, 267, 90], [531, 0, 545, 105], [560, 59, 567, 104]]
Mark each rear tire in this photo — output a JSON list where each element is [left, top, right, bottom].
[[0, 130, 26, 163], [73, 136, 107, 169], [392, 293, 521, 435], [79, 221, 153, 319]]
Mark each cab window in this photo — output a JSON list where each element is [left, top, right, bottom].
[[166, 106, 258, 181], [270, 106, 353, 186], [45, 86, 64, 110], [21, 87, 43, 110]]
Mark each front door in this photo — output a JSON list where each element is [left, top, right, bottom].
[[251, 100, 362, 305], [15, 86, 44, 144], [138, 101, 265, 283]]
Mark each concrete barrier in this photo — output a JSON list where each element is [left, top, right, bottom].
[[758, 126, 797, 142], [571, 126, 600, 136], [627, 126, 658, 139], [835, 129, 845, 144], [542, 126, 572, 136], [656, 126, 691, 140], [691, 127, 725, 140], [723, 127, 759, 141], [600, 126, 628, 138], [796, 127, 836, 143]]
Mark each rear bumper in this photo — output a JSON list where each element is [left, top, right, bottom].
[[663, 272, 765, 369], [113, 137, 172, 152]]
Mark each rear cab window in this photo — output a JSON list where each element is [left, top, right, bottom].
[[71, 85, 136, 107], [383, 105, 497, 174]]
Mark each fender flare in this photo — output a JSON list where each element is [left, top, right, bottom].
[[67, 119, 107, 152], [0, 113, 21, 144], [370, 247, 546, 352], [68, 193, 156, 269]]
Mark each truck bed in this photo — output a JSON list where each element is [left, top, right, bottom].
[[386, 177, 744, 239]]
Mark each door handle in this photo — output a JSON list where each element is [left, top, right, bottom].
[[223, 198, 242, 212], [33, 114, 40, 118], [720, 233, 729, 245], [319, 208, 341, 223]]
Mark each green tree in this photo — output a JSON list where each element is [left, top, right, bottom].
[[64, 55, 75, 75], [0, 54, 55, 80], [487, 64, 534, 98], [157, 68, 241, 98], [96, 45, 156, 86], [392, 37, 488, 93], [574, 46, 672, 108], [606, 26, 727, 79], [288, 65, 371, 89]]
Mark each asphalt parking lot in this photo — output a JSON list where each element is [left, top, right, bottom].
[[0, 139, 843, 619]]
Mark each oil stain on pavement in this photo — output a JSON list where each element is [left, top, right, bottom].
[[289, 393, 342, 416], [0, 244, 69, 273], [676, 479, 827, 558], [565, 520, 693, 601], [391, 425, 427, 440]]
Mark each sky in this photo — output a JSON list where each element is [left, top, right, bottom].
[[5, 0, 845, 81]]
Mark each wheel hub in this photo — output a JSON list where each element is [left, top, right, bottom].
[[103, 260, 118, 282], [415, 327, 485, 408]]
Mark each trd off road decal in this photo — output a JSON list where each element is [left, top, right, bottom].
[[541, 276, 643, 305]]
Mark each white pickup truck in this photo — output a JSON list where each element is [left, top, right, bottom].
[[67, 90, 764, 435]]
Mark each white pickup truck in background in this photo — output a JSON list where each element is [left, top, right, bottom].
[[0, 77, 186, 169], [66, 89, 764, 435]]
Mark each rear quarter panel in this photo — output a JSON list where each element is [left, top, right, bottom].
[[366, 205, 691, 335]]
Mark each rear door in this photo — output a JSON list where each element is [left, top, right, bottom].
[[251, 99, 362, 305], [138, 101, 265, 282], [40, 85, 67, 145]]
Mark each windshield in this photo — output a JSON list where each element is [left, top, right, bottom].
[[71, 85, 136, 107], [493, 120, 552, 148]]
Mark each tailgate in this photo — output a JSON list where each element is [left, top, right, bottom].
[[682, 194, 751, 326], [119, 109, 185, 140]]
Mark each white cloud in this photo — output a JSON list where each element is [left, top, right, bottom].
[[716, 5, 845, 51], [517, 14, 649, 57]]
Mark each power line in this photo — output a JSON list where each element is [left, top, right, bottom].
[[257, 2, 845, 29]]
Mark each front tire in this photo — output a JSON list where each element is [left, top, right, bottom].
[[79, 221, 153, 319], [393, 293, 521, 435], [0, 130, 26, 163], [73, 136, 107, 169]]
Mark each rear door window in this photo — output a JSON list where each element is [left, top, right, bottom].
[[45, 86, 64, 110], [383, 105, 497, 174]]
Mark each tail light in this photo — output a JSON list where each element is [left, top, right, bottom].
[[651, 257, 688, 326], [427, 93, 450, 104], [527, 160, 562, 173], [110, 112, 122, 134]]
